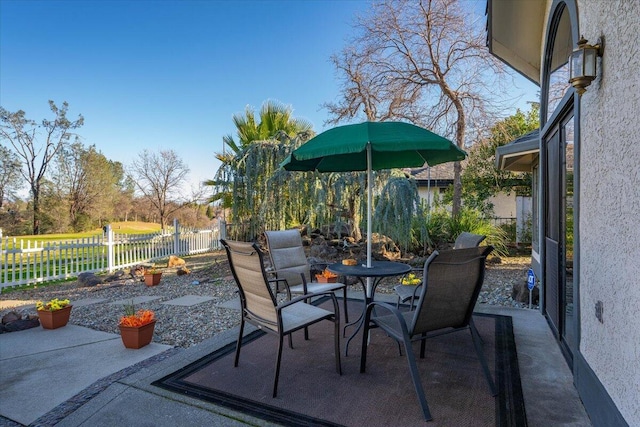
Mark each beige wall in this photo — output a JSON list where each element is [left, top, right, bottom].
[[577, 1, 640, 424], [489, 192, 516, 218], [417, 188, 516, 219]]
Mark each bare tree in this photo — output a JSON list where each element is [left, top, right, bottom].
[[0, 101, 84, 234], [129, 149, 190, 230], [324, 0, 509, 215]]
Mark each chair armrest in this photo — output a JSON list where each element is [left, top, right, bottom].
[[276, 290, 337, 309], [411, 284, 423, 298], [364, 301, 412, 341], [267, 274, 292, 298]]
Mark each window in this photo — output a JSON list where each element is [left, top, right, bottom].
[[546, 7, 573, 122]]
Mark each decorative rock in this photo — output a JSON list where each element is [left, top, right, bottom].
[[1, 311, 40, 333], [310, 239, 339, 260], [104, 270, 125, 282], [512, 281, 540, 304], [168, 255, 186, 268], [2, 311, 21, 324], [368, 233, 401, 261], [2, 317, 40, 332], [77, 272, 103, 287], [130, 265, 146, 280]]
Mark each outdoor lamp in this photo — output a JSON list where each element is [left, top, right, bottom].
[[569, 36, 603, 96]]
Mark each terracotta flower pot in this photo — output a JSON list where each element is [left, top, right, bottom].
[[315, 276, 337, 283], [144, 273, 162, 286], [119, 320, 156, 349], [38, 305, 73, 329]]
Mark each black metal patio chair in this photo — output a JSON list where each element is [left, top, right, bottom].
[[221, 239, 342, 397], [394, 232, 487, 309], [360, 245, 497, 421]]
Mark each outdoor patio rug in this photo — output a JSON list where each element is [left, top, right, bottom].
[[154, 298, 527, 426]]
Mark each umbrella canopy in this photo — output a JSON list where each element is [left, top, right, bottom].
[[280, 121, 465, 278], [281, 121, 465, 172]]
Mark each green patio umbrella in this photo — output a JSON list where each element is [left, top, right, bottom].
[[280, 121, 466, 272]]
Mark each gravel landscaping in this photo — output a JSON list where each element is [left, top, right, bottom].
[[0, 250, 536, 348]]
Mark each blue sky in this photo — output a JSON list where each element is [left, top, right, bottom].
[[1, 0, 537, 194]]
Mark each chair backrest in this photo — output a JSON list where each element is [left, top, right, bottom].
[[221, 239, 278, 327], [453, 232, 486, 249], [410, 246, 493, 336], [264, 230, 310, 288]]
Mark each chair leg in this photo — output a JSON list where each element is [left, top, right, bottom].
[[273, 334, 284, 397], [304, 297, 310, 340], [342, 287, 349, 323], [334, 315, 342, 375], [470, 319, 497, 396], [419, 332, 427, 359], [404, 338, 433, 422], [234, 319, 245, 367]]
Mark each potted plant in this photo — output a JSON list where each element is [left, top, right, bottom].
[[315, 269, 338, 283], [401, 273, 422, 286], [143, 267, 162, 286], [118, 303, 156, 349], [36, 298, 72, 329]]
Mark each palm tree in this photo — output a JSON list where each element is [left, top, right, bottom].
[[225, 100, 312, 149], [205, 101, 313, 234]]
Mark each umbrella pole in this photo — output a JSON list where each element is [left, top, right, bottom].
[[427, 166, 431, 219], [366, 143, 373, 296], [367, 143, 372, 269]]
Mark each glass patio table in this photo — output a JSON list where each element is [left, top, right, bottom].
[[327, 260, 411, 356]]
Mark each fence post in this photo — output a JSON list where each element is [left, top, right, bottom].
[[106, 224, 115, 272], [174, 218, 180, 254]]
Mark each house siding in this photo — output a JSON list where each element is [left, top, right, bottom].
[[578, 1, 640, 425]]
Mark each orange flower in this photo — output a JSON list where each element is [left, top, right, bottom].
[[119, 310, 155, 327], [317, 269, 337, 279]]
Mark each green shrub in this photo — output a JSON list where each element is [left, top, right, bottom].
[[420, 207, 508, 256]]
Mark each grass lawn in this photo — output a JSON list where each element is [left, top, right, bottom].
[[2, 222, 162, 248]]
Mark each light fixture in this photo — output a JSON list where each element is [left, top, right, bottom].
[[569, 36, 603, 95]]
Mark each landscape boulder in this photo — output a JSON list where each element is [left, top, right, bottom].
[[512, 281, 540, 305], [168, 255, 186, 268], [309, 237, 339, 260], [1, 311, 40, 333], [104, 270, 125, 282], [77, 272, 103, 287], [369, 233, 401, 261]]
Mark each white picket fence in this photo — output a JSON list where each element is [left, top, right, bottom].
[[0, 219, 226, 290]]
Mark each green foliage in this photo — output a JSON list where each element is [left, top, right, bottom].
[[421, 207, 508, 256], [0, 101, 85, 234], [209, 101, 316, 237], [0, 145, 21, 209], [462, 104, 539, 215], [373, 176, 424, 253], [49, 142, 125, 232], [224, 100, 312, 150]]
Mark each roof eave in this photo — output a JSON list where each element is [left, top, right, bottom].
[[487, 0, 545, 85]]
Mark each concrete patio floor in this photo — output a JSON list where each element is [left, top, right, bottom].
[[0, 292, 592, 426]]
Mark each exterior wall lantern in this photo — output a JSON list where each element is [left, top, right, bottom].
[[569, 36, 603, 96]]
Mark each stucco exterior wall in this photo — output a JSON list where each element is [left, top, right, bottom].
[[578, 1, 640, 424]]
